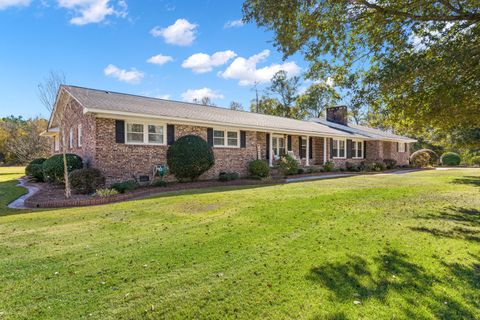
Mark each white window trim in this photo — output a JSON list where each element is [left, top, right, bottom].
[[398, 142, 406, 153], [125, 121, 167, 146], [77, 124, 82, 147], [332, 138, 347, 159], [272, 134, 286, 158], [352, 140, 364, 159], [213, 128, 240, 148], [69, 128, 74, 149], [54, 135, 60, 151]]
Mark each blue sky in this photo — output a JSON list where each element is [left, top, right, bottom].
[[0, 0, 309, 119]]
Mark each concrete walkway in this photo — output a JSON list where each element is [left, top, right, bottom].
[[7, 178, 39, 209]]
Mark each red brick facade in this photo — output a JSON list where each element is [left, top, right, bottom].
[[48, 91, 411, 184]]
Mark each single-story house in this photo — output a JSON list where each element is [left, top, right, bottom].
[[42, 85, 416, 184]]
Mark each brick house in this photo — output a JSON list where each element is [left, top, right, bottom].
[[42, 85, 416, 184]]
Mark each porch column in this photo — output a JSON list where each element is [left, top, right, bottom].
[[306, 135, 310, 166], [323, 137, 327, 164], [269, 132, 273, 167]]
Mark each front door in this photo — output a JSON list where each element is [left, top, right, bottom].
[[272, 136, 286, 159]]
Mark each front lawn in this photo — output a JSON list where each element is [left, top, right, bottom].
[[0, 167, 479, 319]]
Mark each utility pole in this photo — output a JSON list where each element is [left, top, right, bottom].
[[251, 81, 260, 113]]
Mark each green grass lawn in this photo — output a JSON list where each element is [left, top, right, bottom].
[[0, 167, 479, 319]]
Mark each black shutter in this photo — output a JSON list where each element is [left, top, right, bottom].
[[240, 130, 246, 148], [298, 136, 303, 158], [364, 141, 367, 158], [309, 137, 313, 159], [330, 138, 334, 159], [287, 135, 292, 151], [266, 133, 270, 160], [167, 124, 175, 145], [115, 120, 125, 143], [396, 142, 399, 152], [207, 128, 213, 146], [346, 139, 352, 159]]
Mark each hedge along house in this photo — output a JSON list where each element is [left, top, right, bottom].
[[42, 85, 416, 184]]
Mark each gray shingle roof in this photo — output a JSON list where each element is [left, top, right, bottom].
[[311, 118, 417, 142], [62, 85, 415, 142]]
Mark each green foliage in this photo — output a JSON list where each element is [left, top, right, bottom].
[[278, 154, 299, 175], [440, 152, 461, 166], [43, 153, 83, 183], [94, 188, 119, 198], [218, 172, 240, 182], [383, 159, 398, 170], [346, 161, 361, 172], [153, 180, 168, 187], [296, 82, 340, 118], [111, 180, 139, 194], [167, 135, 215, 181], [25, 158, 47, 182], [243, 0, 480, 135], [410, 149, 439, 168], [471, 156, 480, 167], [365, 161, 386, 172], [69, 168, 105, 194], [248, 160, 269, 178], [323, 161, 334, 172]]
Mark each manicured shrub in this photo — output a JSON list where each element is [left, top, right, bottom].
[[249, 160, 269, 178], [111, 180, 139, 193], [94, 188, 119, 197], [297, 168, 305, 174], [346, 161, 361, 172], [43, 153, 83, 183], [383, 159, 397, 170], [440, 152, 461, 166], [365, 161, 386, 172], [278, 154, 299, 175], [25, 158, 47, 182], [153, 180, 168, 187], [218, 172, 240, 182], [471, 156, 480, 167], [167, 135, 215, 181], [69, 168, 105, 194], [410, 149, 438, 168], [323, 161, 334, 172]]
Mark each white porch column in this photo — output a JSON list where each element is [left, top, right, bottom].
[[323, 137, 327, 164], [269, 132, 273, 167], [306, 135, 310, 166]]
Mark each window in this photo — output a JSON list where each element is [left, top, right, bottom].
[[332, 139, 346, 158], [54, 135, 60, 151], [301, 137, 307, 159], [77, 125, 82, 147], [126, 122, 166, 144], [69, 128, 74, 149], [352, 140, 363, 158], [148, 125, 163, 144], [272, 136, 285, 157], [213, 129, 239, 147], [398, 142, 406, 152]]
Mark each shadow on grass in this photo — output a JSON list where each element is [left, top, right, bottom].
[[452, 176, 480, 187], [306, 248, 477, 319]]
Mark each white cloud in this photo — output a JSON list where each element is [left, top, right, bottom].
[[150, 18, 197, 46], [181, 88, 223, 102], [0, 0, 30, 10], [103, 64, 144, 84], [182, 50, 236, 73], [147, 54, 173, 66], [57, 0, 127, 25], [224, 19, 244, 29], [219, 49, 301, 86]]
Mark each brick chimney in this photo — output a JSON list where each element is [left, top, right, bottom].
[[326, 106, 348, 126]]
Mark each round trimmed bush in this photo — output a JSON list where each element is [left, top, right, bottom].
[[43, 153, 83, 183], [410, 149, 438, 168], [25, 158, 47, 181], [440, 152, 461, 166], [249, 160, 269, 178], [69, 168, 105, 194], [167, 135, 214, 181]]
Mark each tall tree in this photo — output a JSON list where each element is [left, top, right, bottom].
[[229, 101, 244, 111], [38, 70, 66, 112], [269, 70, 301, 109], [296, 82, 340, 119], [243, 0, 480, 134]]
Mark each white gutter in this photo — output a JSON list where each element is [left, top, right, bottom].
[[84, 107, 372, 140]]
